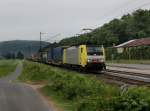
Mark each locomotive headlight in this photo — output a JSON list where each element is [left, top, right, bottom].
[[99, 58, 104, 62], [87, 59, 92, 63]]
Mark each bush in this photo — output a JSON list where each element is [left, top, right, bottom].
[[78, 87, 150, 111], [18, 61, 51, 81], [20, 61, 150, 111], [78, 96, 112, 111], [47, 70, 118, 100], [111, 87, 150, 111]]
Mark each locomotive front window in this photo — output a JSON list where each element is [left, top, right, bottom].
[[87, 47, 103, 55]]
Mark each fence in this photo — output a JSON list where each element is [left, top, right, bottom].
[[106, 46, 150, 61]]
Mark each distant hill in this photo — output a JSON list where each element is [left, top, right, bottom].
[[0, 40, 49, 58]]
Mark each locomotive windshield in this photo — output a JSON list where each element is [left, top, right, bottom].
[[87, 47, 103, 56]]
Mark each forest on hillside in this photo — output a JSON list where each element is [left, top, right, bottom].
[[0, 40, 49, 58], [59, 9, 150, 47]]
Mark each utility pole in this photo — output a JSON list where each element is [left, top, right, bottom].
[[40, 32, 49, 51], [39, 32, 48, 61], [39, 32, 42, 61], [40, 32, 42, 52]]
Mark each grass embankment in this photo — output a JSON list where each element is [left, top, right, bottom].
[[0, 60, 18, 77], [107, 60, 150, 64], [19, 61, 150, 111]]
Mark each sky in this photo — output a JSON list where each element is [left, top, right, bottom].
[[0, 0, 150, 42]]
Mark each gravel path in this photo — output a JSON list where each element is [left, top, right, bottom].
[[0, 61, 53, 111]]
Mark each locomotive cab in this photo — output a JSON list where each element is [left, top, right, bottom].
[[86, 46, 106, 70]]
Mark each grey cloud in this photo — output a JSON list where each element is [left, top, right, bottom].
[[0, 0, 149, 42]]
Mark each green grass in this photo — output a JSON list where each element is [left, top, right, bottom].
[[19, 61, 150, 111], [19, 61, 119, 111], [41, 86, 77, 111], [107, 60, 150, 64], [0, 60, 18, 77]]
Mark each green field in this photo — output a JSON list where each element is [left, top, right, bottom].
[[0, 60, 18, 77], [19, 61, 150, 111]]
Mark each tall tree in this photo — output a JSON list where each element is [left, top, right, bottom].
[[17, 51, 24, 59]]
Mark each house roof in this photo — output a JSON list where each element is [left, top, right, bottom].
[[115, 37, 150, 48]]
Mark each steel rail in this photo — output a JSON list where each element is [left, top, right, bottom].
[[99, 69, 150, 85]]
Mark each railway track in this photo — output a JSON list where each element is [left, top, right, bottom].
[[30, 60, 150, 86], [97, 69, 150, 85]]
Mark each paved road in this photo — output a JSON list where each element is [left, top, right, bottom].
[[0, 62, 53, 111]]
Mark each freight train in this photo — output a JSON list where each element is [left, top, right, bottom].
[[36, 45, 106, 71]]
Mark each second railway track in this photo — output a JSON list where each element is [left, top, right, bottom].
[[96, 69, 150, 85]]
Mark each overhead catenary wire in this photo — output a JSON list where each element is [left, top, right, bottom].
[[43, 33, 61, 43]]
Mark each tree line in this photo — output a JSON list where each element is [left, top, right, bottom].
[[58, 9, 150, 47], [2, 51, 24, 59]]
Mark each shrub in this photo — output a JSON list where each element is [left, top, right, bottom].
[[111, 87, 150, 111], [78, 87, 150, 111], [20, 61, 150, 111], [78, 96, 112, 111], [18, 61, 51, 81]]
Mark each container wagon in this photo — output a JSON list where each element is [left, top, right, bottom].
[[47, 47, 53, 64], [52, 47, 64, 65], [46, 46, 67, 65]]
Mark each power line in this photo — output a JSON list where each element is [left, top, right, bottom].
[[44, 33, 61, 42]]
